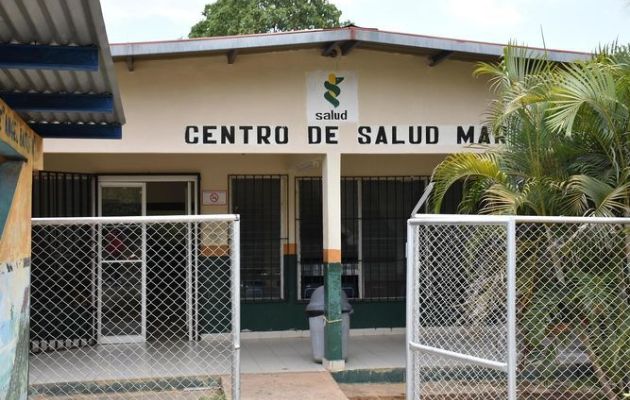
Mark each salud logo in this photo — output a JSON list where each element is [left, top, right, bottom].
[[307, 70, 357, 124], [324, 73, 344, 108]]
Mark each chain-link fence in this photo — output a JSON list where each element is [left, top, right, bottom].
[[407, 215, 629, 400], [29, 215, 240, 400]]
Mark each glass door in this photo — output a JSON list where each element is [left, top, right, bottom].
[[98, 183, 146, 344]]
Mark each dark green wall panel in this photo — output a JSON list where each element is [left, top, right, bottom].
[[240, 255, 405, 331]]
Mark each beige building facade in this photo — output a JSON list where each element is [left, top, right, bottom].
[[35, 28, 588, 344]]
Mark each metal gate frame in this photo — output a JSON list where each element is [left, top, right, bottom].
[[30, 214, 241, 400], [406, 214, 517, 400], [406, 214, 630, 400]]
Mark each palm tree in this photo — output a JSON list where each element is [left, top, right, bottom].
[[430, 44, 630, 398], [431, 45, 629, 217]]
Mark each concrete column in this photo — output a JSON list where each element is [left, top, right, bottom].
[[322, 152, 344, 371]]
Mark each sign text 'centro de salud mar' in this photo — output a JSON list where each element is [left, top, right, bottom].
[[183, 71, 502, 147]]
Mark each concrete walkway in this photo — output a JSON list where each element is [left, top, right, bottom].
[[241, 334, 405, 373], [30, 334, 405, 385], [223, 372, 348, 400], [339, 383, 405, 400]]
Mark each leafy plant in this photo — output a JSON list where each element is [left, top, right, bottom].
[[431, 44, 630, 398], [189, 0, 350, 38]]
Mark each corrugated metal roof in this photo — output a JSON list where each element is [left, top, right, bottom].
[[111, 26, 592, 64], [0, 0, 124, 126]]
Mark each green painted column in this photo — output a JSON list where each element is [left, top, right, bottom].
[[322, 152, 344, 371], [324, 262, 343, 361]]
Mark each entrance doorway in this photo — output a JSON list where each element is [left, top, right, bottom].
[[97, 176, 197, 344]]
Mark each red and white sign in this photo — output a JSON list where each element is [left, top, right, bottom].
[[202, 190, 227, 206]]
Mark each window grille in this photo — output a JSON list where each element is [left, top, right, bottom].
[[229, 175, 286, 301], [297, 178, 360, 299], [297, 176, 429, 300], [30, 171, 96, 354], [32, 171, 95, 218]]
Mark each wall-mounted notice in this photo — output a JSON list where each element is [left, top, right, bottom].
[[202, 190, 227, 206]]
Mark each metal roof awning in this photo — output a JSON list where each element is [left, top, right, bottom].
[[0, 0, 125, 139], [111, 25, 591, 66]]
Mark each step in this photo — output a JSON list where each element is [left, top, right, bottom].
[[339, 383, 405, 400], [222, 372, 349, 400]]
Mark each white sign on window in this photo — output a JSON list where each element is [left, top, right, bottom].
[[306, 70, 358, 124], [202, 190, 227, 206]]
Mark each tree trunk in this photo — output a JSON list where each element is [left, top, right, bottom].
[[579, 330, 618, 400]]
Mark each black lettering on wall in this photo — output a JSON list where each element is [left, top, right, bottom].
[[325, 126, 338, 144], [426, 126, 439, 144], [276, 126, 289, 144], [221, 126, 235, 144], [494, 131, 505, 144], [240, 126, 253, 144], [257, 126, 271, 144], [478, 126, 490, 144], [203, 125, 217, 144], [409, 126, 422, 144], [375, 127, 387, 144], [391, 126, 404, 144], [457, 126, 474, 144], [308, 126, 322, 144], [357, 126, 371, 144], [185, 126, 199, 144]]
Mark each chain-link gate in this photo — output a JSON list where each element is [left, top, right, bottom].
[[407, 215, 630, 400], [29, 215, 240, 400]]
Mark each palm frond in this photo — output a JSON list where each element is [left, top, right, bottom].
[[430, 152, 507, 213], [479, 182, 526, 214], [564, 175, 630, 217], [548, 62, 627, 138]]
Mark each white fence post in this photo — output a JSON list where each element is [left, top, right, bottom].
[[405, 221, 416, 400], [231, 218, 241, 400], [506, 218, 517, 400]]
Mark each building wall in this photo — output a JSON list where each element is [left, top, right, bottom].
[[40, 47, 492, 332], [1, 100, 42, 399], [43, 48, 493, 155], [0, 162, 32, 399], [43, 153, 446, 331]]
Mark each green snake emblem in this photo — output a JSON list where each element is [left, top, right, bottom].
[[324, 73, 344, 108]]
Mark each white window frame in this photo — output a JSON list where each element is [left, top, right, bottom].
[[97, 182, 147, 344]]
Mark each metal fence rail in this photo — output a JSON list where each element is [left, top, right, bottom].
[[407, 215, 629, 400], [30, 215, 240, 400]]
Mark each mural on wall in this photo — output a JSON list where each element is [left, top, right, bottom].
[[0, 161, 33, 400], [0, 260, 30, 400]]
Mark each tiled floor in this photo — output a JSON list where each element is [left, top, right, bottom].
[[29, 334, 406, 386], [30, 339, 233, 384], [241, 334, 405, 373]]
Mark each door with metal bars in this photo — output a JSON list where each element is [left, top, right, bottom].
[[97, 178, 197, 343], [30, 172, 199, 351]]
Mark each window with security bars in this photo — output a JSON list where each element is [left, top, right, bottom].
[[297, 178, 360, 299], [230, 175, 286, 301], [33, 171, 95, 218], [31, 171, 96, 354], [361, 177, 426, 298], [298, 176, 433, 300]]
